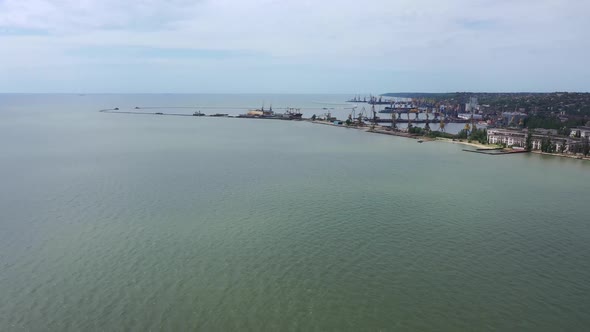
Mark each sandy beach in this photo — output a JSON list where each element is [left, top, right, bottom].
[[432, 137, 497, 149]]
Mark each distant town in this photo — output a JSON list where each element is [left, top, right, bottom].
[[339, 92, 590, 159]]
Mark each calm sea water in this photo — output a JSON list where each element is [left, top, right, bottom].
[[1, 94, 590, 331]]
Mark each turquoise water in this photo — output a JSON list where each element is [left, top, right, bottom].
[[1, 94, 590, 331]]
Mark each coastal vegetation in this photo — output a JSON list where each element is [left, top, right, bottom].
[[539, 137, 557, 153], [524, 115, 583, 131], [526, 132, 533, 151], [569, 137, 590, 156], [407, 126, 485, 142], [456, 128, 488, 144], [407, 126, 454, 139], [426, 131, 455, 139]]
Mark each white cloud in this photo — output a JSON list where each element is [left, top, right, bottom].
[[0, 0, 588, 92]]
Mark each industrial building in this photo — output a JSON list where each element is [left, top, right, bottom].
[[501, 112, 528, 127]]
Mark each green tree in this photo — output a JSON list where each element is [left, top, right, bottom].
[[525, 115, 585, 130], [525, 132, 533, 151], [559, 141, 567, 154], [571, 142, 580, 154], [583, 136, 590, 156], [408, 126, 425, 135], [467, 128, 488, 144], [456, 129, 469, 139], [541, 137, 550, 152], [558, 127, 571, 136]]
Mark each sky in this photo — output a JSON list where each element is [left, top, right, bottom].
[[0, 0, 589, 93]]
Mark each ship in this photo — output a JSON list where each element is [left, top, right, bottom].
[[380, 105, 416, 113], [346, 96, 367, 103], [238, 104, 272, 118], [238, 105, 301, 120], [367, 96, 395, 105], [282, 108, 303, 120]]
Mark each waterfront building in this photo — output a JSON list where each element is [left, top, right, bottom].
[[487, 128, 573, 151], [570, 126, 590, 138]]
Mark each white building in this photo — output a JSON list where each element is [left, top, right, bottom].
[[487, 129, 572, 151], [570, 126, 590, 138]]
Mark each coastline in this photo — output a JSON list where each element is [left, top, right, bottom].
[[368, 129, 495, 150], [308, 121, 493, 149], [531, 150, 590, 161], [431, 137, 496, 150], [100, 113, 589, 162], [307, 121, 589, 161]]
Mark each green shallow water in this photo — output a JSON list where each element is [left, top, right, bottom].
[[1, 94, 590, 331]]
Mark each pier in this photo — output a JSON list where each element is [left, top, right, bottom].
[[98, 106, 530, 157], [462, 148, 528, 155], [100, 109, 195, 117]]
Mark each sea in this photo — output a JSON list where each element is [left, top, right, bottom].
[[1, 94, 589, 331]]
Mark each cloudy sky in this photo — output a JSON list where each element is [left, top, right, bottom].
[[0, 0, 588, 93]]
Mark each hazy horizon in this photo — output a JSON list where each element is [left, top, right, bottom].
[[2, 91, 589, 95]]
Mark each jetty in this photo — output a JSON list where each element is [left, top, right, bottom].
[[98, 106, 534, 157], [462, 148, 528, 155]]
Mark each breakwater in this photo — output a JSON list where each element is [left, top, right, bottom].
[[98, 107, 524, 156]]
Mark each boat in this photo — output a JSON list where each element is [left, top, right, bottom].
[[417, 139, 424, 143], [283, 108, 303, 120], [239, 104, 273, 118], [193, 111, 205, 116], [210, 113, 229, 117], [380, 105, 415, 113], [346, 96, 367, 103], [368, 96, 395, 105], [238, 110, 263, 118], [239, 105, 302, 120]]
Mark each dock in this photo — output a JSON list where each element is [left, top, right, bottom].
[[97, 106, 531, 157], [462, 148, 529, 155]]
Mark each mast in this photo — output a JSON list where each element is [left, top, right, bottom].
[[371, 104, 377, 130]]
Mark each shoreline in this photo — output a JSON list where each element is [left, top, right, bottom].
[[431, 137, 495, 150], [308, 121, 492, 149], [531, 150, 590, 161], [307, 121, 589, 161], [99, 111, 589, 162]]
